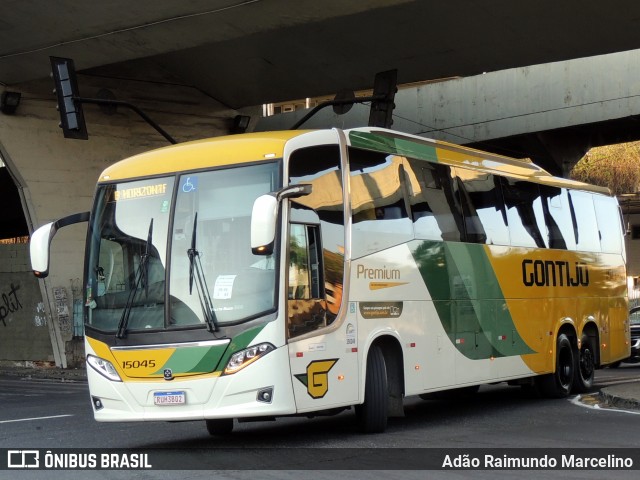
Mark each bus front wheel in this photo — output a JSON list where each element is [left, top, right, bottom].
[[356, 345, 388, 433], [206, 418, 234, 436], [535, 333, 574, 398]]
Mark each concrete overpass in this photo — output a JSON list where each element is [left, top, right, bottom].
[[3, 0, 640, 367], [257, 49, 640, 176], [3, 1, 640, 108]]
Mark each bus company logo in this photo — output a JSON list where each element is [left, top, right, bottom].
[[163, 368, 173, 381], [294, 359, 338, 399], [521, 259, 589, 287], [7, 450, 39, 469]]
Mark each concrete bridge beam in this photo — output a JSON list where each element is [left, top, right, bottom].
[[257, 49, 640, 176]]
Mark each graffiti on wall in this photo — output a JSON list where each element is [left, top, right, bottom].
[[0, 270, 55, 361], [1, 282, 23, 326], [34, 302, 47, 327], [53, 287, 71, 334]]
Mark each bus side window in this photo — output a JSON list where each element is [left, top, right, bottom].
[[568, 191, 600, 252], [288, 145, 344, 338], [349, 150, 413, 258], [539, 186, 574, 250], [500, 177, 547, 248], [288, 223, 330, 337], [593, 194, 623, 254], [288, 224, 323, 300], [404, 159, 464, 241], [454, 168, 509, 245]]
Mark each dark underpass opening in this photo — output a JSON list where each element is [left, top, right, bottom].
[[0, 158, 28, 242]]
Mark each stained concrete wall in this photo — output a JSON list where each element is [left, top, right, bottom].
[[257, 49, 640, 174], [0, 74, 254, 366], [259, 49, 640, 138], [0, 242, 53, 362]]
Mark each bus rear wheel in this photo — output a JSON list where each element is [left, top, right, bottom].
[[573, 333, 595, 393], [535, 333, 574, 398], [206, 418, 234, 435], [356, 345, 388, 433]]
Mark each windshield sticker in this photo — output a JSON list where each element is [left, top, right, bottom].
[[181, 176, 197, 193], [213, 275, 236, 299]]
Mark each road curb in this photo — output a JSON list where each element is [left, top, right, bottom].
[[0, 367, 87, 382], [599, 385, 640, 411]]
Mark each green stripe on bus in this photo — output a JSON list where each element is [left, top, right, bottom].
[[349, 131, 439, 163], [156, 344, 229, 375], [411, 240, 534, 360], [152, 324, 267, 375]]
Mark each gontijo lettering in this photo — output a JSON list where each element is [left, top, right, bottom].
[[522, 259, 589, 287]]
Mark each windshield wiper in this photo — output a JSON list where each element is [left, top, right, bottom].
[[188, 212, 219, 332], [116, 219, 153, 338]]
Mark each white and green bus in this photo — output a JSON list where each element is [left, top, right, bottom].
[[31, 127, 629, 433]]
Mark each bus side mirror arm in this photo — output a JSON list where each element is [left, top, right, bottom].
[[251, 184, 312, 255], [30, 211, 90, 278]]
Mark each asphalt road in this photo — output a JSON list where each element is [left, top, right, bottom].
[[0, 364, 639, 480]]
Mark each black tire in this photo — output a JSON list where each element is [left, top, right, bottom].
[[205, 418, 234, 436], [356, 345, 388, 433], [573, 333, 595, 393], [535, 333, 575, 398]]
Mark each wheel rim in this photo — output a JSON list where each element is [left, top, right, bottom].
[[558, 346, 573, 388], [580, 347, 594, 380]]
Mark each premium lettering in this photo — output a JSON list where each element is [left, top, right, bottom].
[[356, 264, 401, 280], [522, 259, 589, 287]]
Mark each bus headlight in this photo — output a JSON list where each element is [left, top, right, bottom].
[[224, 343, 275, 375], [87, 354, 122, 382]]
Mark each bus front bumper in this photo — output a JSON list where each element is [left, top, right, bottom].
[[87, 345, 296, 422]]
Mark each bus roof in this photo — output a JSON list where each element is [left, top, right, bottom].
[[98, 130, 310, 182], [347, 128, 611, 195], [98, 127, 610, 195]]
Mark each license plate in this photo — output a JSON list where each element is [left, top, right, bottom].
[[153, 391, 186, 405]]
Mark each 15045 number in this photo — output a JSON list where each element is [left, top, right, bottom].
[[122, 360, 156, 369]]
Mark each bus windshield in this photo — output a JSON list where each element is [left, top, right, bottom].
[[85, 162, 280, 333]]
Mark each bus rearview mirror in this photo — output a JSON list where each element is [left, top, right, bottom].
[[251, 184, 312, 255], [30, 211, 90, 278], [30, 222, 56, 278], [251, 194, 278, 255]]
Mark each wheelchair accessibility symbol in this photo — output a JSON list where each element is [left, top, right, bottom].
[[181, 176, 197, 193]]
